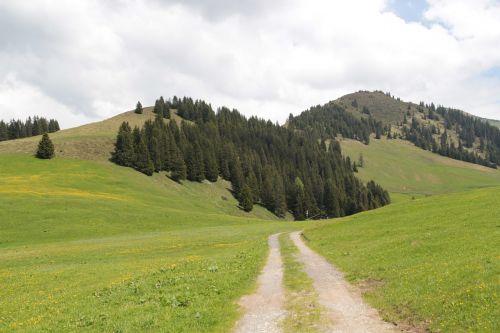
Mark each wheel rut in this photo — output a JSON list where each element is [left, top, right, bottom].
[[233, 233, 285, 333], [290, 231, 399, 332], [233, 232, 399, 332]]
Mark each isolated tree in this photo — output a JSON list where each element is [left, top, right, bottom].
[[135, 101, 143, 114], [239, 184, 254, 212], [36, 133, 55, 159]]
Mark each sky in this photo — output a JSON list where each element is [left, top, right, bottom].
[[0, 0, 499, 128]]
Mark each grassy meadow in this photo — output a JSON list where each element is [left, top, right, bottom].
[[303, 187, 500, 332], [0, 154, 302, 332], [340, 137, 500, 201]]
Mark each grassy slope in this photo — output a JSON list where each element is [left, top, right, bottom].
[[336, 91, 410, 124], [303, 188, 499, 332], [339, 137, 500, 201], [0, 107, 189, 161], [0, 154, 303, 332]]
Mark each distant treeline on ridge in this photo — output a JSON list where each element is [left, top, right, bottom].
[[111, 96, 390, 220], [0, 116, 60, 142], [288, 99, 500, 169]]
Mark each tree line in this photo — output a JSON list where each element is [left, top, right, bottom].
[[291, 96, 500, 169], [401, 116, 496, 168], [287, 102, 385, 144], [0, 116, 60, 142], [111, 97, 390, 220]]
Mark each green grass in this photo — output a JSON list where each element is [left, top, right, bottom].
[[279, 233, 324, 333], [340, 137, 500, 199], [303, 188, 500, 332], [0, 154, 303, 332]]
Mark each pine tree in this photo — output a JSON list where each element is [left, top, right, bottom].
[[135, 101, 143, 114], [36, 133, 55, 159], [170, 145, 187, 181], [133, 128, 154, 176], [111, 122, 135, 167], [292, 177, 306, 220], [204, 148, 219, 182], [239, 184, 254, 212], [324, 179, 341, 217], [229, 154, 244, 197]]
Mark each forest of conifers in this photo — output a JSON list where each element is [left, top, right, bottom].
[[111, 97, 390, 220], [0, 116, 60, 141], [288, 100, 500, 169]]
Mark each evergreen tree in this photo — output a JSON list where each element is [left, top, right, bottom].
[[203, 148, 219, 182], [170, 145, 187, 181], [291, 177, 306, 220], [135, 101, 143, 114], [239, 184, 254, 212], [111, 95, 391, 219], [111, 122, 135, 167], [186, 144, 205, 182], [324, 179, 341, 217], [36, 133, 55, 159], [133, 127, 154, 176]]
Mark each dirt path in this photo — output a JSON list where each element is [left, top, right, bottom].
[[290, 231, 399, 333], [233, 233, 286, 333]]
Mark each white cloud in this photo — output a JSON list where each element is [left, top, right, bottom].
[[0, 74, 93, 126], [0, 0, 499, 129]]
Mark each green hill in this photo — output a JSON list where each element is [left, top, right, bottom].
[[303, 186, 500, 332], [336, 90, 411, 124], [0, 153, 302, 332], [0, 107, 189, 161], [1, 95, 498, 332], [339, 137, 500, 202], [0, 108, 301, 331]]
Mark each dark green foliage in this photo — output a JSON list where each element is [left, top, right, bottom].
[[36, 133, 55, 159], [291, 177, 306, 220], [186, 144, 205, 182], [238, 184, 254, 212], [132, 127, 154, 176], [288, 102, 385, 145], [111, 96, 391, 220], [0, 116, 60, 142], [402, 117, 495, 168], [111, 122, 135, 167], [134, 101, 143, 114], [170, 147, 187, 181], [204, 148, 219, 182]]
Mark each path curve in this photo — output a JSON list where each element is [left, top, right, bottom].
[[233, 233, 285, 333], [290, 231, 399, 333]]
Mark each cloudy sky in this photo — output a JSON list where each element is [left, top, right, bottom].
[[0, 0, 499, 128]]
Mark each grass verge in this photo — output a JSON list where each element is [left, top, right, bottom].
[[303, 188, 500, 332], [279, 233, 324, 333]]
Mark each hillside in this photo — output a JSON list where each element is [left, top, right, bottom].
[[1, 95, 498, 332], [291, 90, 500, 169], [0, 107, 187, 161], [0, 154, 303, 332], [336, 91, 411, 124], [339, 137, 500, 201], [303, 186, 500, 332]]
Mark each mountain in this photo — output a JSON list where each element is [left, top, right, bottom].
[[290, 90, 500, 170], [1, 93, 498, 332]]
